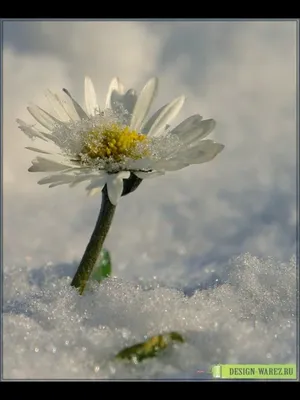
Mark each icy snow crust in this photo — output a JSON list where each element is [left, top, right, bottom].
[[3, 253, 296, 380]]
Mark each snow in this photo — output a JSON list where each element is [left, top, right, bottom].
[[3, 253, 296, 380]]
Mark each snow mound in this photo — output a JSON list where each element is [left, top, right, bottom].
[[3, 253, 296, 380]]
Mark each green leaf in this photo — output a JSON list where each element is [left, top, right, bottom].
[[115, 331, 185, 363], [91, 248, 112, 283]]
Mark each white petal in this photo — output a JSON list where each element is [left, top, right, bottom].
[[109, 89, 138, 124], [84, 76, 99, 116], [55, 92, 81, 122], [119, 171, 131, 179], [38, 174, 75, 187], [192, 143, 225, 164], [17, 119, 48, 141], [25, 133, 62, 154], [122, 89, 137, 115], [134, 171, 165, 179], [171, 114, 203, 136], [16, 115, 59, 145], [130, 78, 158, 132], [39, 131, 64, 147], [106, 171, 130, 205], [141, 103, 168, 134], [86, 177, 107, 196], [152, 159, 189, 172], [178, 140, 225, 163], [85, 176, 107, 194], [126, 157, 155, 172], [38, 168, 98, 188], [28, 156, 76, 172], [27, 105, 58, 131], [174, 119, 216, 145], [62, 88, 88, 120], [25, 147, 51, 154], [70, 174, 100, 188], [105, 77, 125, 109], [110, 89, 137, 116], [147, 95, 185, 138], [45, 90, 71, 122]]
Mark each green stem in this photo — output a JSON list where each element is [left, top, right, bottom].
[[70, 186, 116, 295]]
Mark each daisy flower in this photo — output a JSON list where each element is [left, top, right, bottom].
[[17, 77, 224, 206], [17, 76, 224, 294]]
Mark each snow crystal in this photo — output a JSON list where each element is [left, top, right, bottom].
[[3, 253, 296, 380]]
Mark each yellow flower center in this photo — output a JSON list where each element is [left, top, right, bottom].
[[81, 123, 149, 162]]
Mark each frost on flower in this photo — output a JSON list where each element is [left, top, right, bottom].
[[17, 76, 224, 205]]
